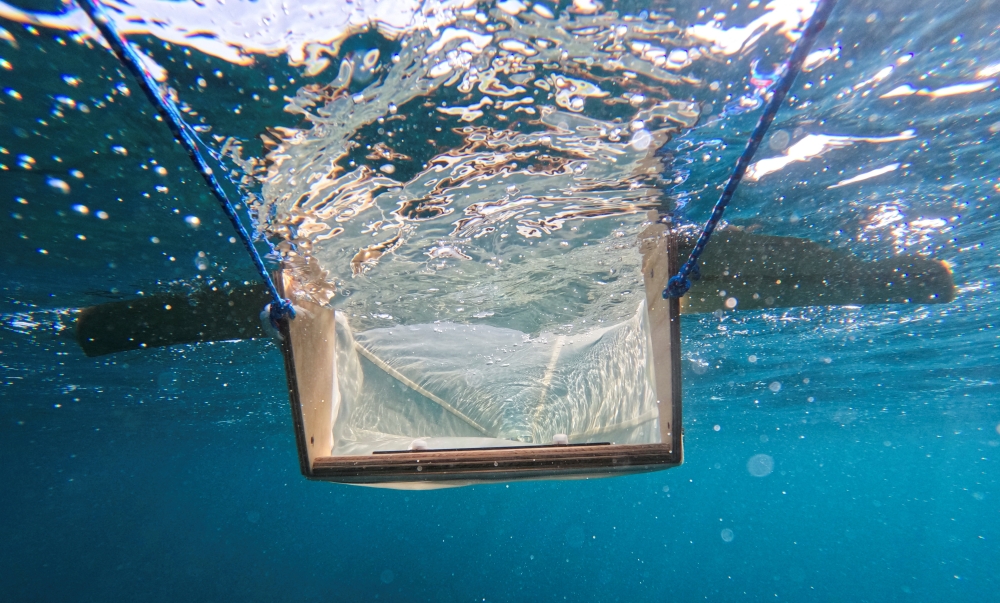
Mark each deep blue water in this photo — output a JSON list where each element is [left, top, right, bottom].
[[2, 0, 1000, 601]]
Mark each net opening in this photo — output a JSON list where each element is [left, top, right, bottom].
[[277, 210, 684, 487]]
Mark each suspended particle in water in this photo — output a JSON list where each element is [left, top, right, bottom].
[[380, 164, 395, 174], [769, 381, 781, 393], [747, 453, 774, 477], [725, 297, 738, 309], [246, 511, 260, 523], [157, 370, 180, 391], [760, 435, 769, 443], [380, 570, 395, 584], [995, 422, 1000, 436], [185, 215, 201, 228], [768, 129, 790, 151], [197, 77, 207, 88], [748, 354, 757, 363], [713, 424, 721, 432], [194, 251, 208, 271], [690, 358, 709, 375], [565, 525, 585, 548], [721, 528, 734, 542], [96, 211, 109, 220], [111, 145, 127, 156], [661, 485, 669, 493], [72, 204, 89, 215]]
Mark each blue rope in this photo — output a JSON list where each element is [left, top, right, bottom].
[[76, 0, 295, 327], [664, 0, 838, 299]]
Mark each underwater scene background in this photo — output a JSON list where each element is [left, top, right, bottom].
[[1, 0, 999, 600]]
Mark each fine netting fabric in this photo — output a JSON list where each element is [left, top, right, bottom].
[[330, 302, 661, 455]]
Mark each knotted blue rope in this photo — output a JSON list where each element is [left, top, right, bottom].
[[664, 0, 838, 299], [76, 0, 295, 327]]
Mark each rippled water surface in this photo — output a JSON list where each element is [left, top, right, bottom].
[[2, 0, 999, 600]]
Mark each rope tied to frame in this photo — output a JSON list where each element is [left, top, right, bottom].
[[663, 0, 838, 299], [76, 0, 295, 328]]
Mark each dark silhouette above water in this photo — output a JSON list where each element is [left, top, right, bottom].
[[74, 229, 955, 357]]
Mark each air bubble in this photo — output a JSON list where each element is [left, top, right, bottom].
[[630, 129, 652, 151], [47, 178, 70, 194]]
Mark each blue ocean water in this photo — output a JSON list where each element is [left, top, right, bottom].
[[2, 0, 999, 601]]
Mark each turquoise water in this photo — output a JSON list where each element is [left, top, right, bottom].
[[2, 0, 999, 600]]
